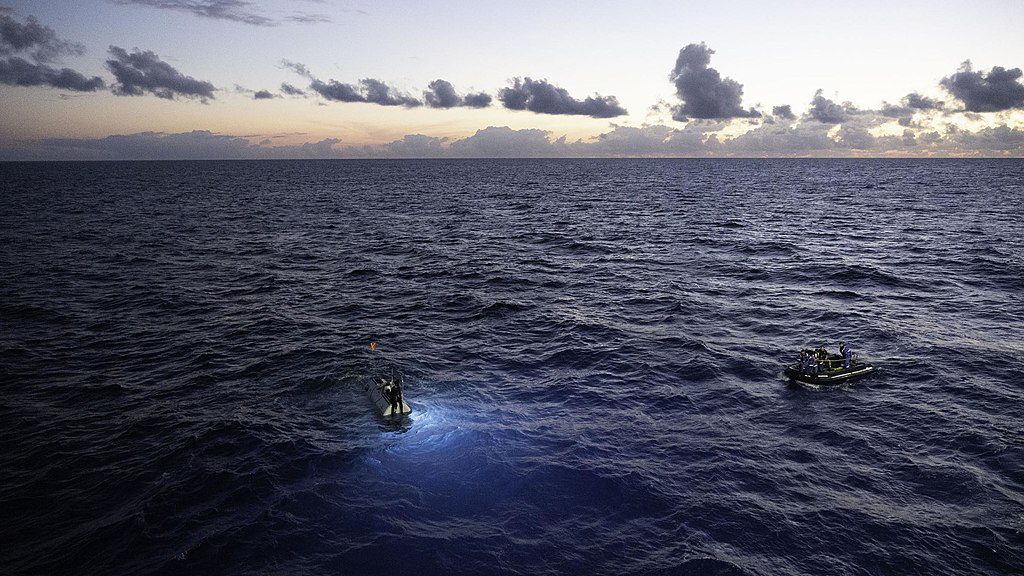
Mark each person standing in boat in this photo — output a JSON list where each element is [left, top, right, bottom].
[[839, 342, 853, 368], [800, 350, 818, 375]]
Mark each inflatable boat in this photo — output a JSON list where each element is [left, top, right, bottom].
[[784, 357, 876, 387], [365, 376, 411, 417]]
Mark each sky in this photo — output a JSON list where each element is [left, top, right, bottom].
[[1, 0, 1023, 159]]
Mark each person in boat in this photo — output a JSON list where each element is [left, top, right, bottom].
[[839, 342, 853, 368], [800, 349, 818, 375], [815, 346, 830, 371]]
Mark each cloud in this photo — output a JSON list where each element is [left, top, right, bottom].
[[807, 89, 863, 123], [1, 14, 84, 62], [423, 79, 492, 108], [309, 78, 361, 102], [287, 60, 421, 107], [28, 130, 344, 160], [423, 78, 459, 108], [280, 81, 306, 96], [309, 78, 421, 106], [10, 119, 1024, 161], [286, 12, 332, 24], [450, 126, 571, 156], [904, 92, 943, 110], [106, 46, 216, 101], [280, 59, 313, 79], [940, 60, 1024, 112], [253, 89, 275, 99], [0, 14, 102, 92], [669, 43, 759, 120], [110, 0, 276, 26], [0, 56, 104, 91], [498, 77, 626, 118], [360, 78, 421, 107], [771, 105, 795, 120], [880, 92, 945, 118]]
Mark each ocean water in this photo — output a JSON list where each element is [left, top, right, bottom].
[[1, 158, 1022, 576]]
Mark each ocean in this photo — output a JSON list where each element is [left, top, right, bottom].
[[1, 158, 1022, 575]]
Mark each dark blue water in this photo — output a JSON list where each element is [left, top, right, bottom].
[[2, 159, 1023, 575]]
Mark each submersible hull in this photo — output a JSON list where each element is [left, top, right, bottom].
[[364, 378, 411, 417]]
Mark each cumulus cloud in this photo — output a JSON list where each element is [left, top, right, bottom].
[[772, 105, 795, 120], [498, 77, 626, 118], [423, 79, 491, 108], [361, 78, 421, 106], [253, 89, 275, 99], [0, 14, 103, 91], [463, 91, 492, 108], [880, 92, 945, 119], [0, 56, 104, 91], [106, 46, 216, 101], [940, 60, 1024, 112], [307, 77, 420, 106], [283, 60, 422, 107], [669, 43, 759, 120], [807, 89, 863, 123]]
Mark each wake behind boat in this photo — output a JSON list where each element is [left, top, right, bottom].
[[785, 342, 876, 387]]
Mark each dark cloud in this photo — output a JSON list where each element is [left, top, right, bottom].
[[498, 77, 626, 118], [253, 89, 275, 99], [308, 77, 420, 106], [309, 78, 363, 102], [904, 92, 943, 110], [463, 92, 492, 108], [880, 92, 944, 118], [0, 13, 101, 92], [361, 78, 421, 107], [0, 55, 104, 91], [424, 79, 460, 108], [1, 14, 84, 62], [772, 105, 795, 120], [669, 43, 759, 120], [280, 81, 306, 96], [107, 46, 216, 101], [940, 60, 1024, 112], [807, 89, 861, 124], [423, 79, 491, 108], [110, 0, 275, 26]]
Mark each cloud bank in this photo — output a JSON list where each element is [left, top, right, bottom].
[[107, 46, 216, 100], [14, 117, 1022, 161]]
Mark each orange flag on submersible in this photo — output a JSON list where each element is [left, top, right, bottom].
[[370, 342, 377, 351]]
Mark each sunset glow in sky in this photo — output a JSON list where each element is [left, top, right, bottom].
[[2, 0, 1023, 158]]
